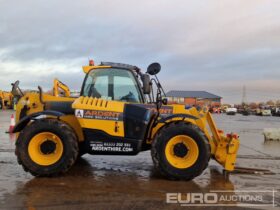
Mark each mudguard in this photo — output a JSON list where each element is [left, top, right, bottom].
[[12, 110, 65, 133]]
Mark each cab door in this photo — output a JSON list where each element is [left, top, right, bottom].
[[76, 68, 144, 137], [73, 67, 147, 155]]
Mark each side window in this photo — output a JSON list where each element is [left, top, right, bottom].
[[94, 76, 108, 98], [114, 73, 141, 103], [83, 71, 109, 99]]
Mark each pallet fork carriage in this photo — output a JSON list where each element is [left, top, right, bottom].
[[12, 61, 240, 180]]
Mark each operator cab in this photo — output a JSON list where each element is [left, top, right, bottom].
[[81, 61, 164, 106], [81, 62, 154, 103], [81, 67, 144, 103]]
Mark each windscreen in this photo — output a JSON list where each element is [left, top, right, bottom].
[[82, 68, 142, 103]]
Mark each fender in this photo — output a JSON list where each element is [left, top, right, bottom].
[[158, 113, 198, 124], [13, 110, 65, 133]]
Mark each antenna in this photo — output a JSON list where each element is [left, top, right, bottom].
[[242, 85, 247, 106]]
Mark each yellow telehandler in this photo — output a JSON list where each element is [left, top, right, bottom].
[[12, 61, 239, 180]]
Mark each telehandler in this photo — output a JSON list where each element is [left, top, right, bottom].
[[12, 61, 239, 180]]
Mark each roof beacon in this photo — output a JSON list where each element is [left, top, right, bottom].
[[89, 59, 94, 66]]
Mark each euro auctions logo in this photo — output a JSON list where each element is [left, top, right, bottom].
[[167, 192, 218, 204], [166, 190, 278, 207]]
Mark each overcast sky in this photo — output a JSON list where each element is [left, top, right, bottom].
[[0, 0, 280, 104]]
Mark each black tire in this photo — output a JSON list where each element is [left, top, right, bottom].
[[151, 121, 210, 180], [15, 119, 78, 177], [0, 101, 2, 109]]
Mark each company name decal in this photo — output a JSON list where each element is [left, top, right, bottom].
[[138, 104, 173, 115], [75, 109, 123, 121], [90, 141, 133, 152]]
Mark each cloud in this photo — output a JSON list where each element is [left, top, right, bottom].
[[0, 0, 280, 103]]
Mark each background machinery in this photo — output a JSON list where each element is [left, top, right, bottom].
[[12, 61, 240, 180], [53, 79, 71, 97], [0, 90, 13, 109]]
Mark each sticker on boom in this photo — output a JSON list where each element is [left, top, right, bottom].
[[75, 109, 123, 121]]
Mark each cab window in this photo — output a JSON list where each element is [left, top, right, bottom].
[[82, 68, 143, 103]]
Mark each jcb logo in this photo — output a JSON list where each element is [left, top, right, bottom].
[[75, 109, 84, 118]]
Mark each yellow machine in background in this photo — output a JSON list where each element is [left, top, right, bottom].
[[0, 90, 13, 109], [53, 79, 71, 97], [12, 61, 240, 180]]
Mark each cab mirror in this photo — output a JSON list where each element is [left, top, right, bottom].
[[142, 74, 151, 94], [147, 63, 161, 75], [162, 98, 168, 105]]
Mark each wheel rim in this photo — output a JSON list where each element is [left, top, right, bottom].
[[28, 132, 63, 166], [165, 135, 199, 169]]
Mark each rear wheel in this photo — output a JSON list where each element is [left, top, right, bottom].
[[15, 119, 78, 176], [151, 122, 210, 180]]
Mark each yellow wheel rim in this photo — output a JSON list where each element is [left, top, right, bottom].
[[28, 132, 63, 166], [165, 135, 199, 169]]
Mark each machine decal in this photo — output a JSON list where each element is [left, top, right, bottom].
[[137, 104, 173, 115], [75, 109, 123, 121], [90, 141, 133, 152], [75, 109, 84, 118]]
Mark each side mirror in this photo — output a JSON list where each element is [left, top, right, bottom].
[[162, 98, 168, 105], [141, 74, 151, 94], [147, 63, 161, 75]]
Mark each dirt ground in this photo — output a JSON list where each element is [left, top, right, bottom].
[[0, 110, 279, 210]]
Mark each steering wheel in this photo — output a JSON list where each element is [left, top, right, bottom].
[[120, 92, 137, 102]]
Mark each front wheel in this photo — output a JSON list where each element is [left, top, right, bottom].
[[151, 122, 210, 180], [15, 119, 78, 176]]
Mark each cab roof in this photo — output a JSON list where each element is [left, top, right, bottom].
[[83, 62, 141, 74]]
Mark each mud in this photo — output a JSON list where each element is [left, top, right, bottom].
[[0, 110, 279, 209]]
